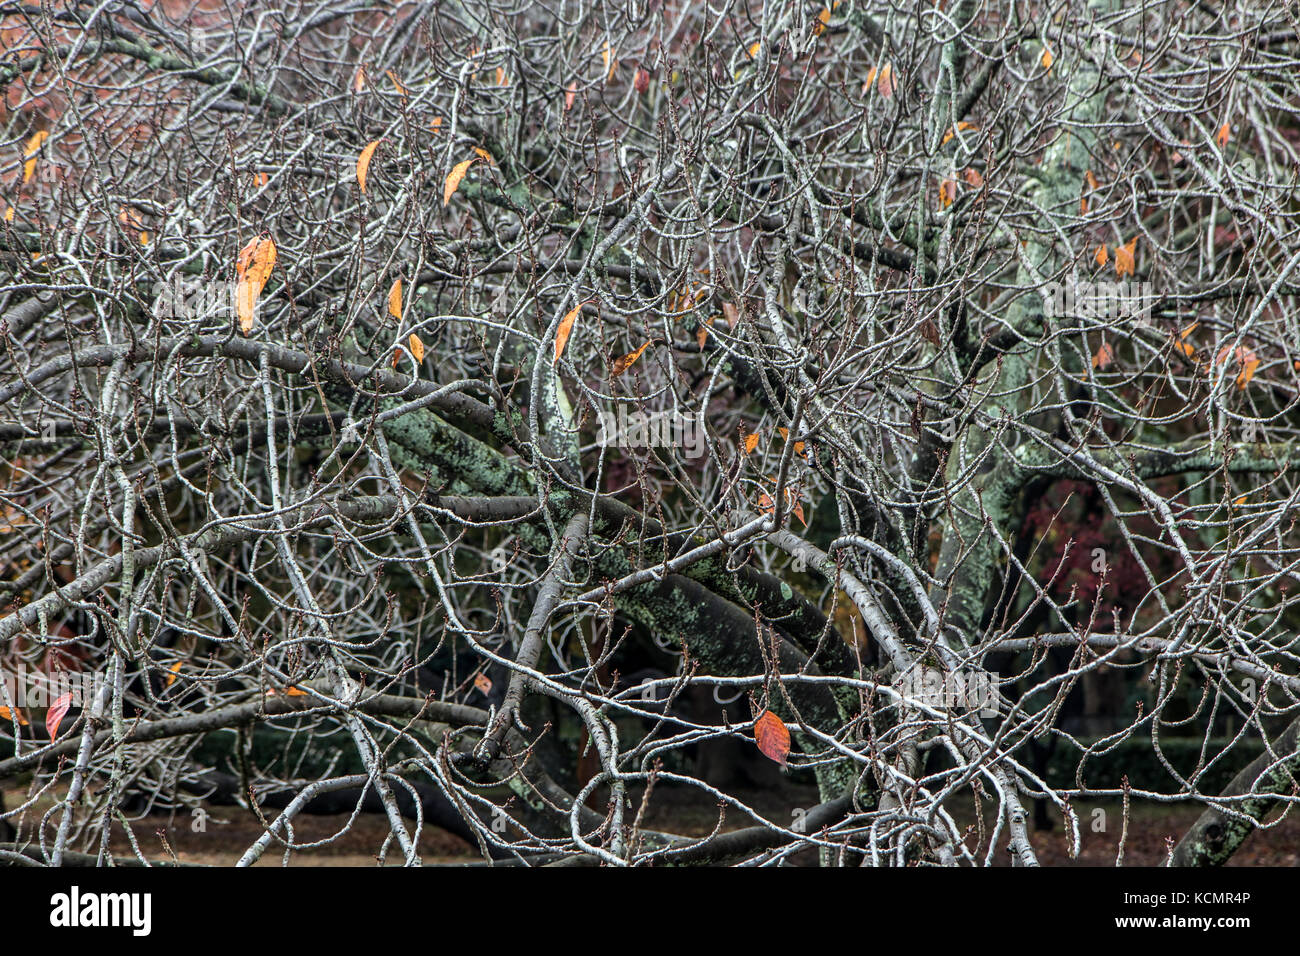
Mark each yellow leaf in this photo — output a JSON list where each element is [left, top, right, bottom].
[[602, 42, 617, 83], [408, 332, 425, 364], [386, 70, 409, 98], [165, 660, 183, 688], [743, 432, 760, 455], [443, 158, 476, 206], [3, 206, 12, 222], [877, 61, 895, 98], [1115, 237, 1137, 277], [748, 41, 761, 58], [357, 139, 381, 194], [235, 234, 277, 334], [554, 301, 585, 364], [1217, 123, 1230, 148], [22, 129, 48, 184], [813, 7, 831, 35], [1094, 244, 1108, 267], [941, 121, 978, 146], [473, 146, 494, 164], [388, 278, 402, 318], [1040, 46, 1053, 71], [612, 340, 652, 376]]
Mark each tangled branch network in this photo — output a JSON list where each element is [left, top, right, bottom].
[[3, 0, 1300, 866]]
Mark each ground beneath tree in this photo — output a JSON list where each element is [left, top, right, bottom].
[[7, 784, 1299, 865]]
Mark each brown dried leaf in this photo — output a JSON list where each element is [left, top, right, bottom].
[[612, 340, 652, 376]]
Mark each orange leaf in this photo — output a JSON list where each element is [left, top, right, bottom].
[[46, 691, 72, 739], [1115, 237, 1137, 277], [235, 235, 277, 334], [473, 673, 493, 694], [285, 685, 308, 697], [386, 70, 409, 98], [1217, 123, 1231, 148], [813, 7, 831, 35], [1093, 342, 1115, 369], [564, 82, 577, 110], [3, 206, 12, 222], [864, 66, 877, 92], [357, 139, 381, 194], [391, 347, 403, 369], [1174, 322, 1198, 359], [1094, 244, 1109, 267], [22, 129, 48, 184], [431, 116, 443, 131], [602, 42, 617, 83], [757, 491, 775, 514], [612, 340, 652, 376], [941, 121, 978, 146], [473, 146, 494, 164], [165, 660, 183, 688], [554, 301, 585, 364], [962, 166, 983, 188], [354, 67, 367, 92], [877, 61, 895, 98], [0, 705, 28, 725], [743, 432, 760, 455], [696, 316, 713, 349], [754, 710, 790, 765], [408, 332, 425, 364], [443, 158, 476, 206], [1040, 46, 1053, 71], [496, 66, 507, 86], [748, 41, 761, 59], [1236, 349, 1259, 390], [793, 501, 806, 527], [388, 278, 402, 318], [938, 178, 956, 209]]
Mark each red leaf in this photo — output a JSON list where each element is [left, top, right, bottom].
[[754, 710, 790, 765], [47, 691, 73, 739]]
